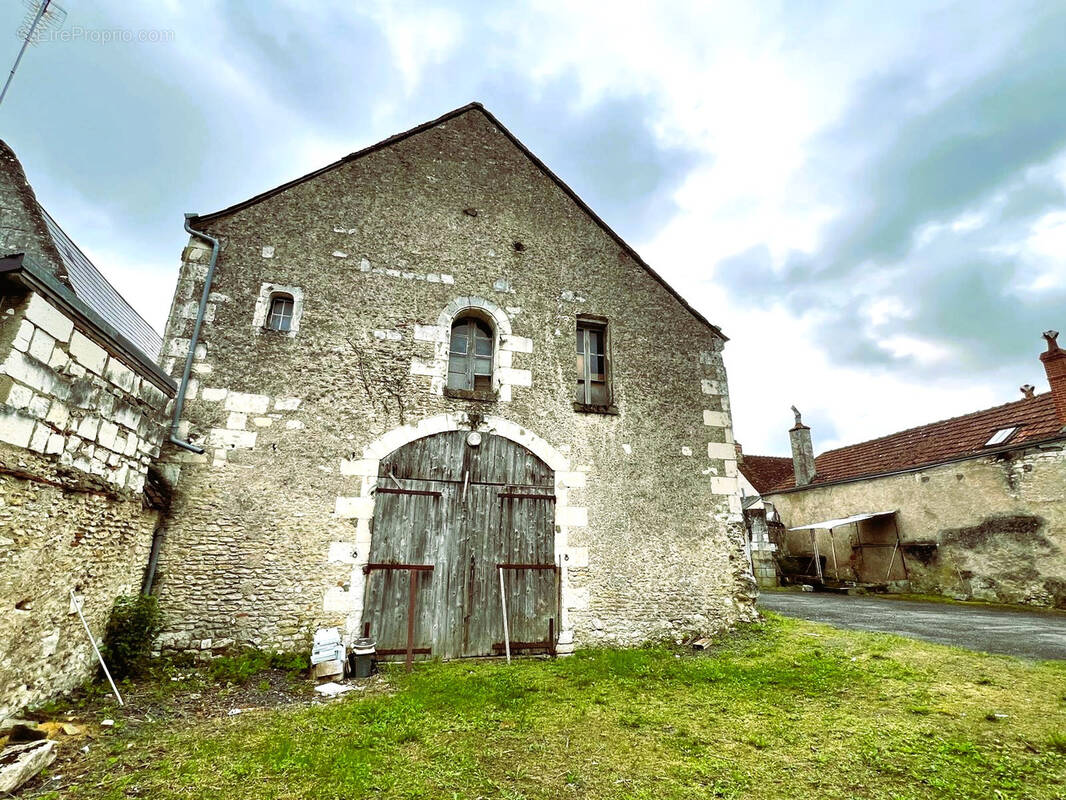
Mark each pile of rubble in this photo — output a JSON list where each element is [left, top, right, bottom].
[[0, 716, 90, 794]]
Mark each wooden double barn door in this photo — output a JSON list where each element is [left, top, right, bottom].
[[362, 431, 558, 659]]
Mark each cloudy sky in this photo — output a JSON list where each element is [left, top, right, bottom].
[[2, 0, 1064, 456]]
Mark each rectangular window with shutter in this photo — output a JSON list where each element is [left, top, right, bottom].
[[575, 318, 614, 411]]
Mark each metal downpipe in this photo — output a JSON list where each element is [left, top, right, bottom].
[[168, 213, 220, 455], [142, 216, 217, 595], [141, 524, 166, 595]]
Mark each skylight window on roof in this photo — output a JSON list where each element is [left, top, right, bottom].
[[985, 426, 1018, 447]]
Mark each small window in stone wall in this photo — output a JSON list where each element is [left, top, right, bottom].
[[266, 294, 294, 332], [252, 283, 303, 337], [575, 317, 612, 410]]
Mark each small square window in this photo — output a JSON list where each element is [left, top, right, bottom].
[[266, 295, 294, 332], [985, 426, 1018, 447]]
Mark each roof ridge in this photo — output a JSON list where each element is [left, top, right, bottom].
[[190, 102, 725, 339], [192, 102, 484, 225], [815, 391, 1053, 458]]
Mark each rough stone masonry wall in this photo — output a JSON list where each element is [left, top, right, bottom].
[[744, 508, 779, 588], [0, 291, 169, 716], [154, 107, 755, 658], [0, 447, 159, 717], [768, 442, 1066, 606]]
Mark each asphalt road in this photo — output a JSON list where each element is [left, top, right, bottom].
[[758, 590, 1066, 660]]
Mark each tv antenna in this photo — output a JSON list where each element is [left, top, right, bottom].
[[0, 0, 68, 108]]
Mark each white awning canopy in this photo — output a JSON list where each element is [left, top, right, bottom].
[[789, 510, 897, 531]]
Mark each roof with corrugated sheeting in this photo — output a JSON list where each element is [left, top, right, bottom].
[[38, 205, 162, 361]]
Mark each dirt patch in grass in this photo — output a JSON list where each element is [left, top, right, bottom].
[[18, 654, 393, 795], [18, 615, 1066, 800]]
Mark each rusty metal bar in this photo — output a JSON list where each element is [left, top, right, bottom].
[[495, 563, 558, 571], [498, 492, 557, 502], [549, 617, 555, 657], [492, 641, 552, 653], [363, 562, 435, 573], [376, 647, 432, 656], [375, 486, 442, 497]]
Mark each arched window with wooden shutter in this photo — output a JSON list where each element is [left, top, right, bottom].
[[447, 316, 494, 392]]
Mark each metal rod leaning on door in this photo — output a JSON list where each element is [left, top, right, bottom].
[[406, 569, 418, 672], [496, 562, 558, 664], [498, 566, 511, 664]]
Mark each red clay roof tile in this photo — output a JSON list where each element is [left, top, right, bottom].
[[739, 455, 795, 495], [769, 392, 1065, 492]]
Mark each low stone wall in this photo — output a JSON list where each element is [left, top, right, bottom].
[[0, 448, 160, 717], [744, 507, 779, 588]]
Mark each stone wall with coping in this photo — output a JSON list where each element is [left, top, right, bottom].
[[0, 290, 169, 491], [0, 289, 171, 716], [154, 107, 756, 657], [766, 442, 1066, 606]]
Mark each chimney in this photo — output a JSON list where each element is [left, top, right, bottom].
[[1040, 330, 1066, 427], [788, 405, 816, 487], [1020, 384, 1035, 399]]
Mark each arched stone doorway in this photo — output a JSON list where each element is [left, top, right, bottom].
[[361, 430, 558, 659]]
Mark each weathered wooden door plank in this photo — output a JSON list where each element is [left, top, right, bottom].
[[364, 431, 557, 659]]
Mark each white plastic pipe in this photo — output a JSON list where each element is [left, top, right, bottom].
[[498, 567, 511, 664], [70, 591, 124, 707]]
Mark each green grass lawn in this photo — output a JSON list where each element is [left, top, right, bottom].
[[29, 614, 1066, 799]]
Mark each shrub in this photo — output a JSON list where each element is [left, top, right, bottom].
[[101, 594, 164, 680]]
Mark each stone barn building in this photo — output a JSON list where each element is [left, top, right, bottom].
[[152, 103, 756, 659]]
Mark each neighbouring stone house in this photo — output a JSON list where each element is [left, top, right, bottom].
[[736, 452, 792, 588], [0, 141, 175, 717], [760, 334, 1066, 606], [151, 102, 756, 660]]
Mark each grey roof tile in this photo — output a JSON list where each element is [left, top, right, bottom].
[[38, 205, 162, 361]]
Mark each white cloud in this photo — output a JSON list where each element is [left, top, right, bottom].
[[4, 0, 1061, 459]]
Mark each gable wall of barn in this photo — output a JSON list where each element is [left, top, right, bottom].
[[153, 109, 755, 657]]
